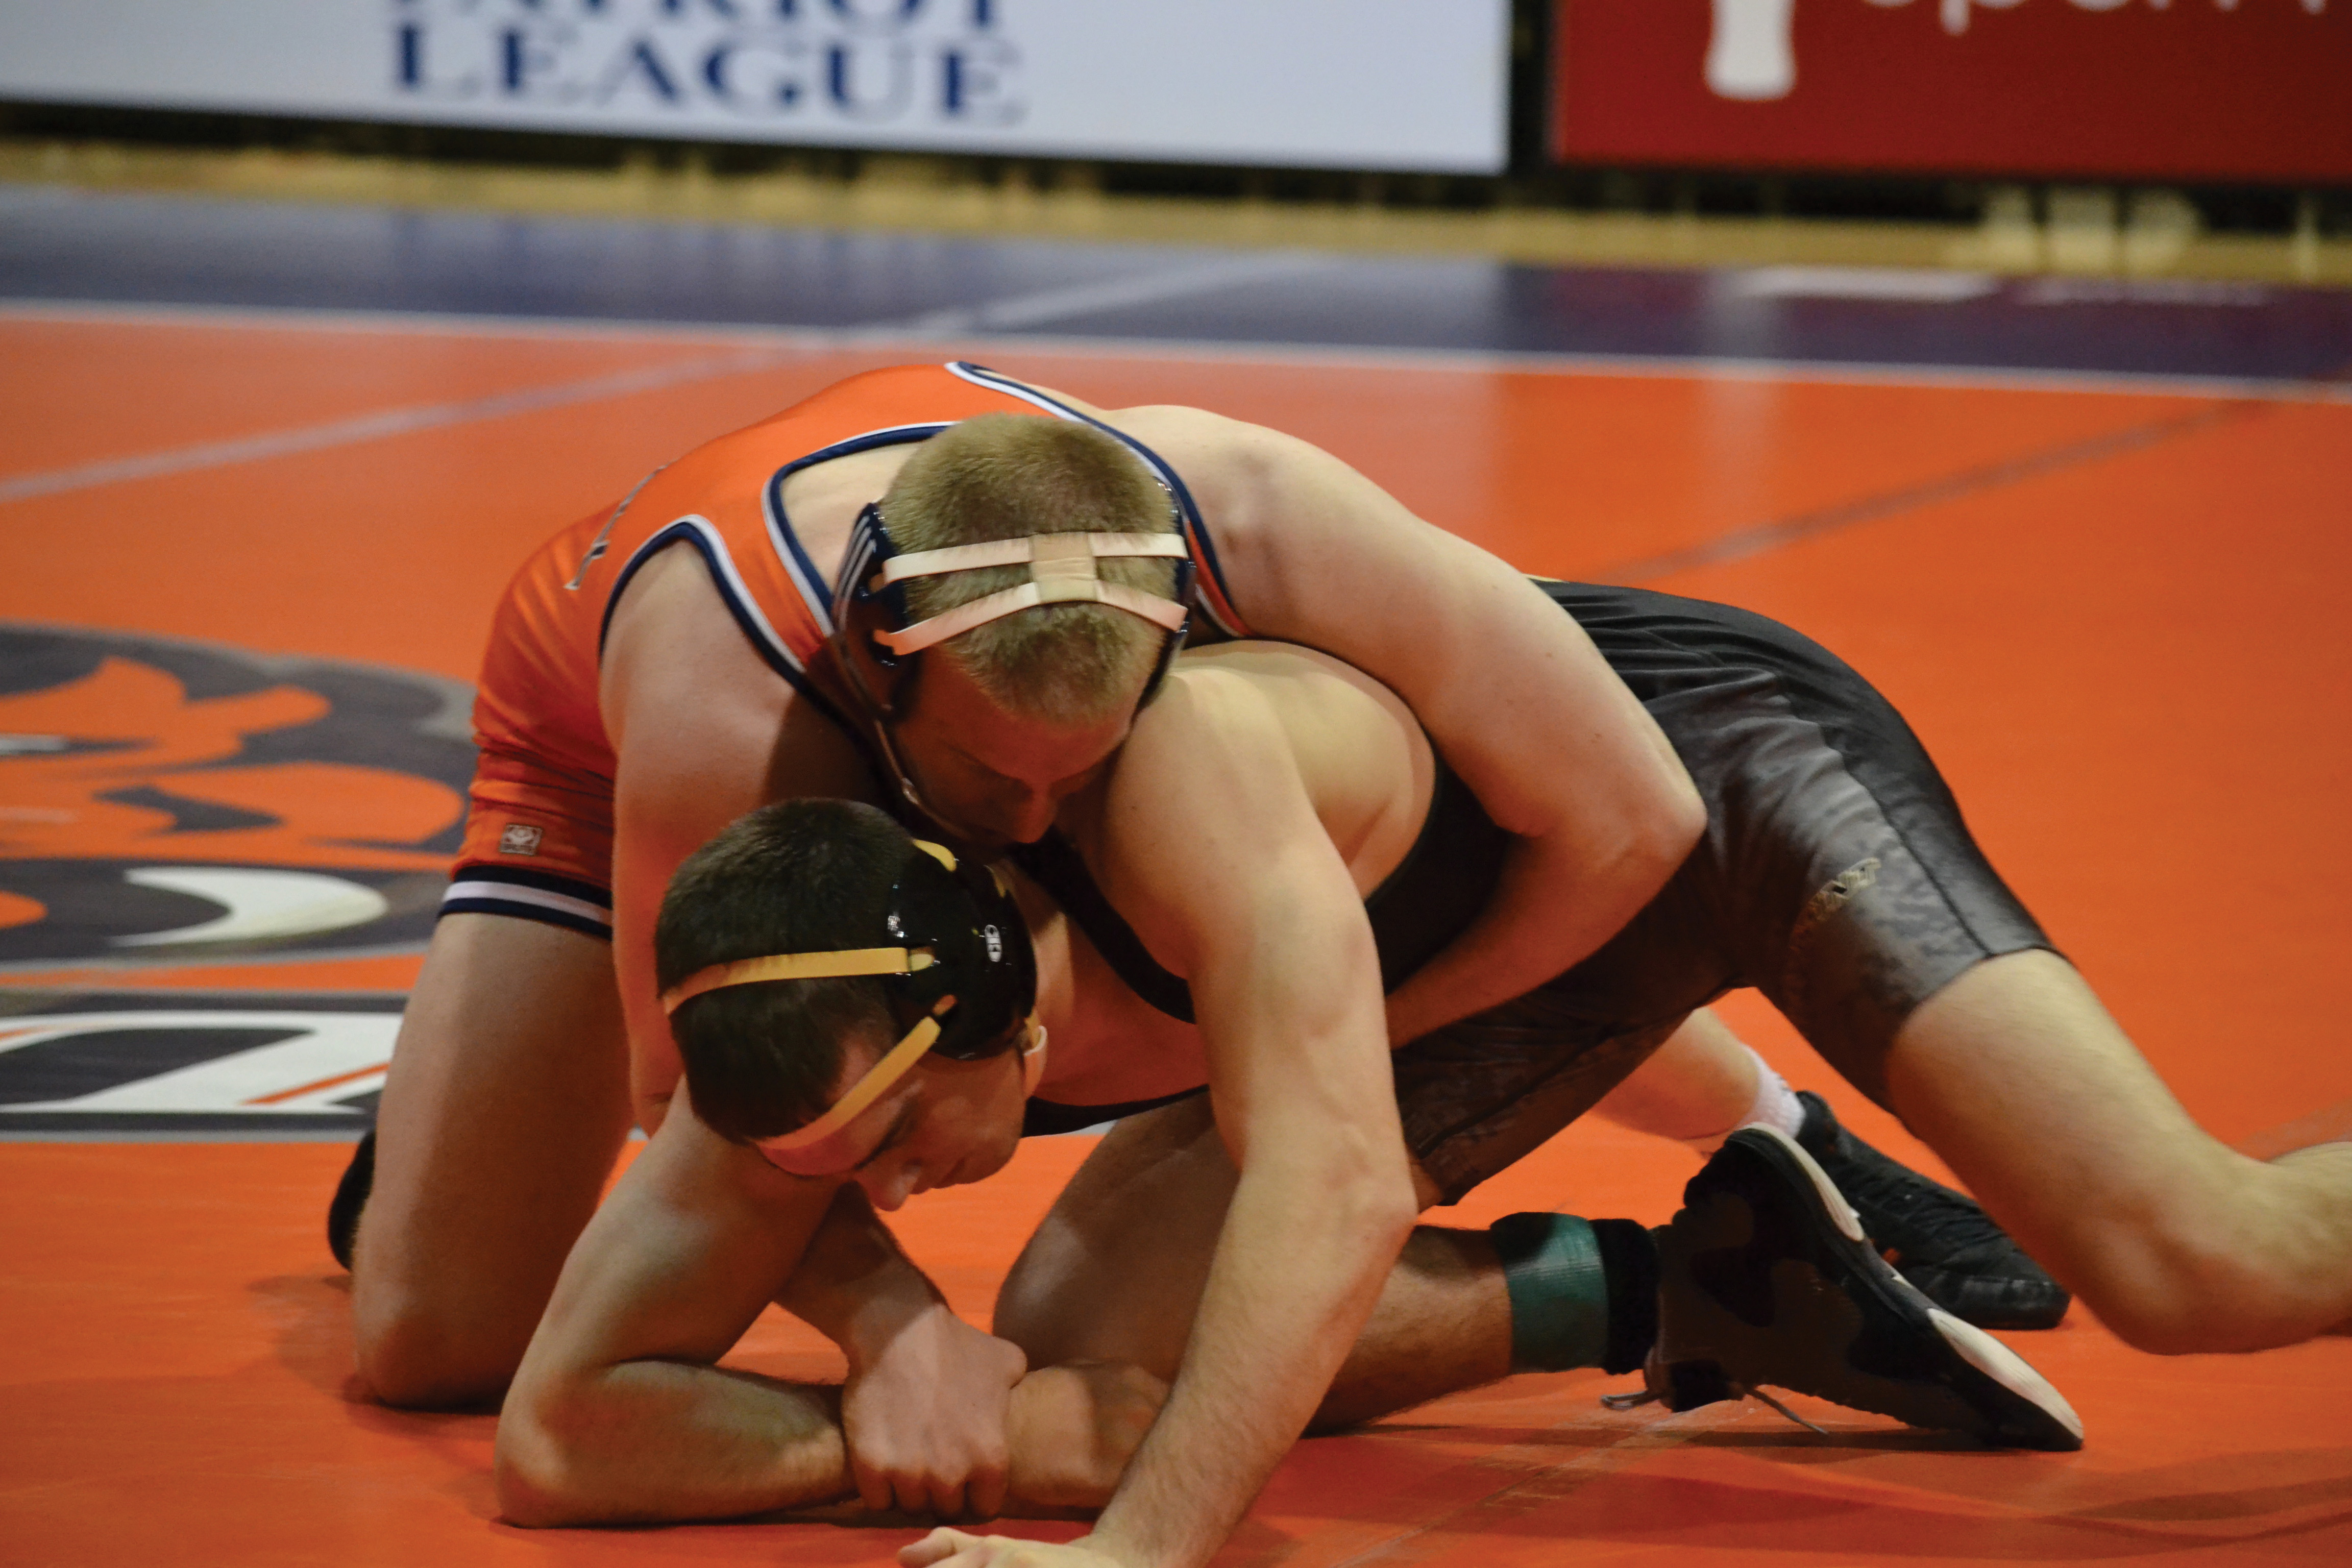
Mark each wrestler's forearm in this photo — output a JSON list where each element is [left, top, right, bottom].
[[497, 1361, 1159, 1527], [497, 1357, 853, 1526], [1086, 1138, 1415, 1568], [1383, 821, 1685, 1046]]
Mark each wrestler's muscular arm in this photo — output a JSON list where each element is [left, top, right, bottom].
[[1022, 676, 1417, 1568], [601, 543, 866, 1129], [495, 1096, 853, 1524], [1102, 403, 1705, 1045], [496, 1093, 1148, 1526], [602, 543, 1028, 1512]]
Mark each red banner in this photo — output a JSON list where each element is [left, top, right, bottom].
[[1550, 0, 2352, 185]]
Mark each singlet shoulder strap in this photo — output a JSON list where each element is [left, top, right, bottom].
[[1010, 756, 1510, 1026], [1007, 831, 1196, 1023]]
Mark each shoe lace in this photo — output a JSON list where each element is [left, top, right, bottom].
[[1814, 1130, 2008, 1258], [1599, 1384, 1827, 1435]]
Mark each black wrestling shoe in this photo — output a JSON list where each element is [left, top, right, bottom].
[[326, 1128, 375, 1272], [1795, 1091, 2070, 1331], [1645, 1126, 2082, 1451]]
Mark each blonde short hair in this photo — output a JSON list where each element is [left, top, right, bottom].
[[882, 413, 1181, 726]]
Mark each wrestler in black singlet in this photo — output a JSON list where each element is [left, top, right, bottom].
[[1015, 582, 2053, 1204], [1013, 751, 1512, 1135]]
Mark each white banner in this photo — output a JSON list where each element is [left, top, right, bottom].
[[0, 1, 1511, 173]]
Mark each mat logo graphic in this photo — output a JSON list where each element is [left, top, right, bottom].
[[1, 624, 475, 969], [0, 992, 403, 1137]]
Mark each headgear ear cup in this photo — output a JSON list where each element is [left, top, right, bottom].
[[662, 837, 1037, 1063], [880, 840, 1038, 1060]]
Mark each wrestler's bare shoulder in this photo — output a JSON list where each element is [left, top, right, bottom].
[[599, 545, 781, 733], [647, 1080, 820, 1213], [1006, 385, 1272, 485], [774, 442, 921, 581], [1112, 643, 1433, 900], [598, 543, 870, 801]]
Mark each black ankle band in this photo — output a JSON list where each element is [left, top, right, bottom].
[[1591, 1219, 1659, 1375]]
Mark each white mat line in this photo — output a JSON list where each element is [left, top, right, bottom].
[[8, 295, 2345, 407], [0, 345, 797, 505], [0, 256, 1346, 506], [885, 252, 1333, 334]]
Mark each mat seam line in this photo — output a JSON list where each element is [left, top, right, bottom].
[[0, 256, 1338, 506], [1595, 399, 2267, 586]]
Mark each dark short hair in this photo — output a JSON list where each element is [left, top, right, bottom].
[[655, 799, 911, 1144]]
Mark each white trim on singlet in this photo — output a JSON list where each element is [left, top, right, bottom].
[[944, 364, 1188, 499], [761, 420, 957, 627], [762, 480, 836, 636], [945, 360, 1089, 421], [607, 514, 811, 683], [440, 878, 613, 929]]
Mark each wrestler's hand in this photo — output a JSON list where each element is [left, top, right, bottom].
[[900, 1529, 1125, 1567], [845, 1301, 1027, 1518]]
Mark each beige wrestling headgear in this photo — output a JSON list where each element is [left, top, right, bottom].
[[826, 495, 1200, 822]]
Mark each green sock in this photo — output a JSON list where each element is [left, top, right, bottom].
[[1490, 1211, 1608, 1373], [1489, 1212, 1659, 1375]]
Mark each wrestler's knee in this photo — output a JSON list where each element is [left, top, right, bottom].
[[351, 1273, 524, 1409], [1006, 1363, 1167, 1510], [999, 1102, 1232, 1374], [492, 1411, 581, 1528], [2064, 1158, 2324, 1355], [991, 1237, 1195, 1380]]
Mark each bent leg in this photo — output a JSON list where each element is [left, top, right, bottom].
[[353, 913, 634, 1407], [995, 1096, 1518, 1431], [1607, 1009, 2071, 1330], [1593, 1009, 1768, 1145], [1886, 949, 2352, 1353], [997, 1083, 2071, 1446], [993, 1096, 1234, 1380]]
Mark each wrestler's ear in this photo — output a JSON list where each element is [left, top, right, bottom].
[[1019, 1025, 1049, 1098]]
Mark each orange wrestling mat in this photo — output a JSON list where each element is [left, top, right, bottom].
[[5, 308, 2350, 1564]]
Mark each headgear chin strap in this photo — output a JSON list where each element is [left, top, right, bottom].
[[825, 491, 1199, 821], [661, 839, 1042, 1155]]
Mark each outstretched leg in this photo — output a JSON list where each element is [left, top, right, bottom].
[[352, 913, 635, 1407], [994, 1093, 2071, 1443], [1885, 949, 2352, 1354]]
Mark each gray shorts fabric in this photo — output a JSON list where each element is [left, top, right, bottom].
[[1399, 582, 2053, 1205]]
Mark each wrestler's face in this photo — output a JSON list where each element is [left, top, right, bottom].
[[754, 1036, 1030, 1210], [890, 653, 1138, 848]]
